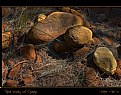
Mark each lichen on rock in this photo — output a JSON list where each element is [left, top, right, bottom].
[[64, 25, 93, 46], [93, 47, 117, 75]]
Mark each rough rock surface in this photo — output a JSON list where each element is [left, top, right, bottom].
[[2, 32, 12, 49], [61, 7, 91, 28], [64, 25, 93, 46], [6, 79, 19, 87], [93, 47, 117, 75], [27, 12, 84, 44], [20, 44, 36, 60]]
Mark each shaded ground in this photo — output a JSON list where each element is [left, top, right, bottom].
[[2, 7, 121, 87]]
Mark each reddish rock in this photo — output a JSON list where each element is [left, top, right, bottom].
[[64, 25, 93, 46], [85, 67, 101, 87], [20, 44, 36, 60], [115, 59, 121, 77], [22, 76, 35, 86], [8, 64, 20, 79], [74, 46, 90, 58], [61, 7, 90, 28], [23, 78, 31, 85], [102, 37, 113, 45], [27, 12, 84, 44], [35, 55, 42, 64], [2, 32, 12, 49], [6, 79, 19, 87]]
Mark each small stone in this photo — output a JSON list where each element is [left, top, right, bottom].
[[8, 64, 20, 79], [37, 14, 46, 22], [6, 79, 19, 87], [23, 78, 31, 86], [84, 67, 101, 87], [20, 44, 36, 60], [74, 46, 90, 58], [64, 25, 93, 46], [93, 47, 117, 75], [27, 12, 84, 44], [51, 41, 71, 53], [2, 32, 12, 49], [35, 55, 42, 64], [22, 76, 35, 86]]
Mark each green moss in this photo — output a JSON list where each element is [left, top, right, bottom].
[[17, 15, 28, 29]]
